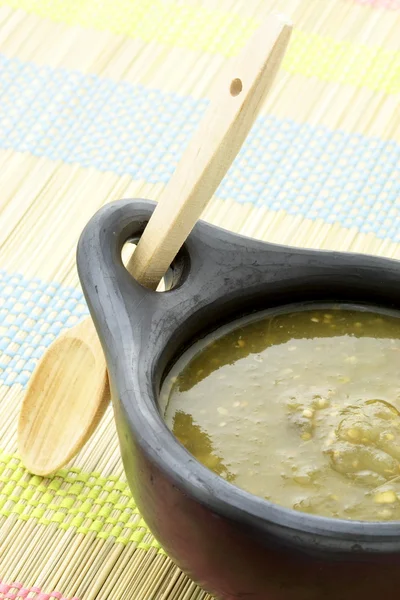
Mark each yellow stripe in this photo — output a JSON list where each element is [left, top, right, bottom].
[[0, 1, 398, 94], [286, 30, 400, 94], [0, 0, 258, 55]]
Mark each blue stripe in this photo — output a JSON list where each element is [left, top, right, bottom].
[[0, 270, 87, 386], [0, 55, 399, 240]]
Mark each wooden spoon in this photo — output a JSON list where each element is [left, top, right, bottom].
[[18, 14, 292, 476]]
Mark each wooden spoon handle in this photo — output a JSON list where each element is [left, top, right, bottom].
[[129, 14, 292, 290]]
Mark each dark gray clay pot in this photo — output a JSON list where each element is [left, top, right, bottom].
[[77, 199, 400, 600]]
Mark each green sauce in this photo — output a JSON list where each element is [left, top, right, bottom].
[[161, 305, 400, 521]]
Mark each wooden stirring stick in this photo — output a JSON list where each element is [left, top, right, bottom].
[[18, 14, 292, 476], [131, 14, 292, 289]]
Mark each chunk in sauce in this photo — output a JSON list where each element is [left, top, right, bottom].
[[161, 305, 400, 521]]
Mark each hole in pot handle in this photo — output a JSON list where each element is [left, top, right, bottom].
[[122, 237, 186, 293]]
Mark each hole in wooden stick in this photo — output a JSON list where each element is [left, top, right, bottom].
[[230, 78, 243, 96]]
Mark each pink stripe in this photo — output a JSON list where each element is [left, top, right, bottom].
[[351, 0, 400, 8], [0, 580, 79, 600]]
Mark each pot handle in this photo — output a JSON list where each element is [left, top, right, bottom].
[[76, 199, 164, 362], [76, 196, 298, 359], [76, 196, 280, 375]]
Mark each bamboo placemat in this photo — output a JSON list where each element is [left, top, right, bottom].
[[0, 0, 399, 598]]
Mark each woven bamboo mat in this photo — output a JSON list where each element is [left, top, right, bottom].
[[0, 0, 399, 598]]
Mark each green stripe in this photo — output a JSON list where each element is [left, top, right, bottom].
[[0, 450, 163, 551]]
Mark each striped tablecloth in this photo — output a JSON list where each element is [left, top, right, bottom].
[[0, 0, 399, 598]]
